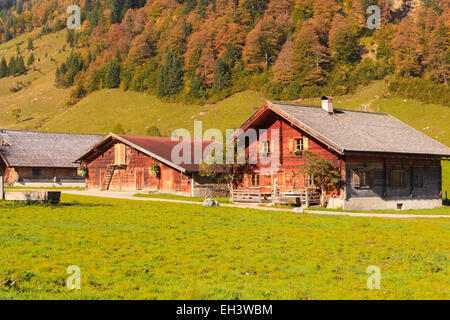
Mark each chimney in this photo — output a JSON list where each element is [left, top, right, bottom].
[[321, 96, 333, 113]]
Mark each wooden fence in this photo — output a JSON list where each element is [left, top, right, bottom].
[[232, 187, 320, 205]]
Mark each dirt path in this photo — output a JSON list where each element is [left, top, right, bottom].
[[61, 190, 450, 219]]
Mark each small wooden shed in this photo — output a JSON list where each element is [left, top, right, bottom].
[[0, 130, 102, 187]]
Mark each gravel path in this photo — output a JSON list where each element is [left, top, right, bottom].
[[60, 190, 450, 219]]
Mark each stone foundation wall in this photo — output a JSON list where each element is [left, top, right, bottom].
[[340, 197, 442, 210], [193, 184, 229, 198]]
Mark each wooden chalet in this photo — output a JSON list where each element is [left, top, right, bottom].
[[233, 98, 450, 210], [0, 130, 102, 187], [75, 134, 228, 197]]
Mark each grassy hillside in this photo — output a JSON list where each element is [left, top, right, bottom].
[[41, 89, 266, 136], [0, 30, 70, 130]]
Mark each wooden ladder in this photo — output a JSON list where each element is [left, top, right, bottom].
[[100, 164, 115, 191]]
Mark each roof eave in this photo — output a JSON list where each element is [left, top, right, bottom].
[[0, 150, 11, 167], [344, 150, 450, 158]]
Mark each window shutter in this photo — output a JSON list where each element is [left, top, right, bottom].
[[114, 144, 119, 164], [352, 170, 360, 188], [270, 140, 274, 155], [303, 137, 309, 150], [288, 139, 293, 152]]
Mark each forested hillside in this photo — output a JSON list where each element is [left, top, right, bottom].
[[0, 0, 448, 105]]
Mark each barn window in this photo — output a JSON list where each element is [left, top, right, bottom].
[[114, 143, 126, 165], [414, 173, 424, 188], [251, 174, 260, 187], [390, 170, 408, 188], [32, 168, 40, 177]]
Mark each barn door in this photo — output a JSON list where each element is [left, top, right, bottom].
[[136, 168, 144, 190], [99, 169, 105, 189]]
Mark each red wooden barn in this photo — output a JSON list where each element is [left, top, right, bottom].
[[233, 98, 450, 210], [75, 134, 228, 197]]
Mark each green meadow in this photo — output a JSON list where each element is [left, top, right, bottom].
[[0, 194, 448, 300]]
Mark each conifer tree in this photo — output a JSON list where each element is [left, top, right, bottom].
[[0, 57, 7, 78], [27, 38, 33, 51], [213, 57, 231, 93], [157, 51, 184, 98], [8, 56, 16, 75], [27, 53, 35, 66], [105, 60, 121, 88], [15, 55, 26, 75]]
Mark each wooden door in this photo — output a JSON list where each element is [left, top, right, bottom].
[[99, 168, 105, 189], [160, 168, 173, 193], [136, 168, 144, 190]]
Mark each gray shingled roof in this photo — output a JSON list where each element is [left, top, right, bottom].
[[267, 101, 450, 156], [0, 130, 103, 168]]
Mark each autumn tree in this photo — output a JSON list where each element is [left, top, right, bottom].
[[292, 20, 329, 87], [392, 17, 422, 77], [271, 39, 294, 84], [328, 14, 360, 65], [199, 140, 252, 195], [126, 33, 154, 69], [423, 19, 449, 83], [243, 0, 293, 72], [299, 151, 341, 207], [291, 0, 313, 30]]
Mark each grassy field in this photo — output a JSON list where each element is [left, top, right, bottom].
[[0, 194, 448, 300], [305, 206, 450, 215]]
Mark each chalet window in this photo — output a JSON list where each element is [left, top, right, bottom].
[[352, 170, 370, 188], [359, 171, 370, 188], [306, 174, 315, 186], [251, 174, 260, 187], [390, 170, 408, 188], [114, 143, 126, 165], [261, 141, 270, 156], [295, 138, 303, 151], [290, 138, 308, 155], [32, 168, 40, 177], [414, 173, 424, 188]]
